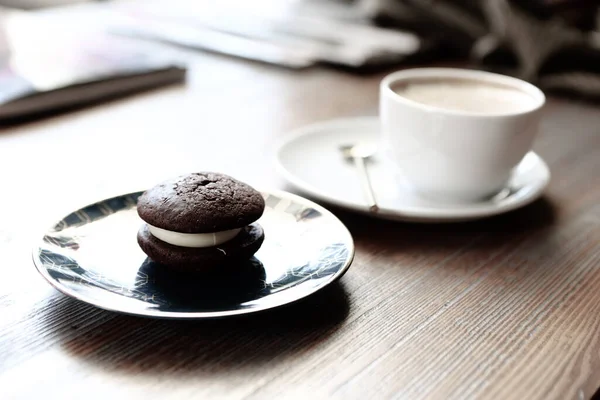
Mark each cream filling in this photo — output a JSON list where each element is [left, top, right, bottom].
[[148, 224, 241, 248]]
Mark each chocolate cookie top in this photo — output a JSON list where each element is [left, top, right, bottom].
[[137, 172, 265, 233]]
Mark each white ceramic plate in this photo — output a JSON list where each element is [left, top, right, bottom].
[[274, 117, 551, 223]]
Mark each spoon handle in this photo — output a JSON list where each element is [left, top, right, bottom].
[[353, 156, 379, 213]]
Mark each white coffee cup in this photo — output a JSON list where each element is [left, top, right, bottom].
[[380, 68, 546, 203]]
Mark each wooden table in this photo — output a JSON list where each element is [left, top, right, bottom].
[[0, 38, 599, 400]]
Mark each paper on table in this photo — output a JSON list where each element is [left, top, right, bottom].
[[0, 7, 186, 121], [111, 0, 424, 69]]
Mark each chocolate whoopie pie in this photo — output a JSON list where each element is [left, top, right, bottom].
[[136, 172, 265, 272]]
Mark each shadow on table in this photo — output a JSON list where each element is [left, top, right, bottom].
[[329, 196, 559, 253], [44, 280, 349, 375]]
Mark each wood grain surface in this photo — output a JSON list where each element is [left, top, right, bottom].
[[0, 27, 599, 400]]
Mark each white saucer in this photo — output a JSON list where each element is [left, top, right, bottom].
[[274, 117, 551, 223]]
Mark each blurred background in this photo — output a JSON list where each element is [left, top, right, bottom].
[[0, 0, 598, 121]]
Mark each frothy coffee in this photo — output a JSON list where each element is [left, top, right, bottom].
[[392, 78, 536, 115]]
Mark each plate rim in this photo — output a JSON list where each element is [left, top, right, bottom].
[[32, 188, 355, 319], [274, 116, 551, 223]]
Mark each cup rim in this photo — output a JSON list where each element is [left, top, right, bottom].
[[380, 68, 546, 117]]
